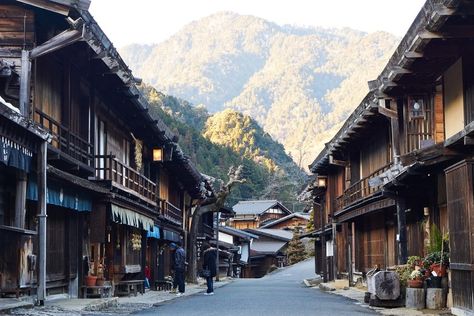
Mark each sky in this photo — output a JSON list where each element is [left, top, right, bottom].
[[89, 0, 426, 48]]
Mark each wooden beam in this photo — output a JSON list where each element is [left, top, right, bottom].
[[30, 28, 83, 59], [378, 104, 398, 119], [17, 0, 70, 15], [388, 66, 412, 82], [464, 136, 474, 146], [329, 155, 348, 167]]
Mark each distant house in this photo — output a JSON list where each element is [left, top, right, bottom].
[[245, 228, 293, 278], [218, 226, 259, 278], [259, 212, 310, 231], [230, 200, 292, 229]]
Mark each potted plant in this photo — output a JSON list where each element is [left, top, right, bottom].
[[407, 270, 424, 288], [96, 262, 105, 286], [424, 251, 449, 277]]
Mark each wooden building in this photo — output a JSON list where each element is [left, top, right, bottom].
[[259, 212, 310, 231], [0, 93, 50, 298], [306, 1, 474, 314], [245, 228, 293, 278], [0, 0, 210, 299], [229, 200, 292, 229], [218, 226, 258, 278]]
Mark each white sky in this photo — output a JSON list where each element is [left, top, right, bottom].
[[89, 0, 426, 47]]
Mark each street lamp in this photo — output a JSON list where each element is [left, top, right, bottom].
[[317, 176, 327, 188], [152, 147, 163, 162]]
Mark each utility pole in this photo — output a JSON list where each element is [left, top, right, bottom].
[[215, 210, 220, 282]]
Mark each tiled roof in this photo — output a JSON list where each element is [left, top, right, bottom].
[[260, 213, 310, 228], [232, 200, 291, 215]]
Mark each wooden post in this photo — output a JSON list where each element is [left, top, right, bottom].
[[332, 223, 337, 281], [19, 50, 31, 117], [321, 195, 327, 282], [397, 198, 407, 264], [215, 211, 220, 282], [37, 141, 47, 305]]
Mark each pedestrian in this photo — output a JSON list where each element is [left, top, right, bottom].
[[170, 241, 186, 296], [202, 243, 217, 295], [144, 265, 151, 290]]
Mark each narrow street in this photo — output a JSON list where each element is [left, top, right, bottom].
[[134, 259, 377, 316]]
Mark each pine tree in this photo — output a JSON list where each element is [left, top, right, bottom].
[[286, 232, 306, 265]]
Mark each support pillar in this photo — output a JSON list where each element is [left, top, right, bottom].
[[37, 141, 47, 305]]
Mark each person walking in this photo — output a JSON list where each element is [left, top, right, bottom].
[[170, 242, 186, 296], [202, 243, 217, 295]]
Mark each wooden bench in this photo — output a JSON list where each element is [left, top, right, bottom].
[[81, 285, 112, 298], [154, 280, 173, 291], [115, 280, 144, 296]]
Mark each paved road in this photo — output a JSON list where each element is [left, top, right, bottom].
[[134, 259, 378, 316]]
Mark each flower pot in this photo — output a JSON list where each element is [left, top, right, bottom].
[[407, 279, 423, 288], [85, 275, 97, 287], [427, 276, 442, 288], [96, 277, 105, 286], [430, 264, 446, 277]]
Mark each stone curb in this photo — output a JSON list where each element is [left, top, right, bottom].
[[84, 297, 118, 311], [319, 283, 336, 291], [0, 301, 34, 314]]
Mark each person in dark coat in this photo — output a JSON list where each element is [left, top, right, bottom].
[[170, 241, 186, 295], [202, 243, 217, 295]]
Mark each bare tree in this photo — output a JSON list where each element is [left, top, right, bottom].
[[188, 165, 246, 283]]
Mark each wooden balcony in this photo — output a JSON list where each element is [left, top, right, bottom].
[[95, 154, 157, 205], [161, 200, 183, 226], [335, 164, 391, 212], [34, 109, 93, 167]]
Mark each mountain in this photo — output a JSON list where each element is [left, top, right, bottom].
[[121, 12, 399, 167], [141, 85, 306, 207]]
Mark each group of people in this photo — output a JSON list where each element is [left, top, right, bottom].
[[145, 241, 217, 296]]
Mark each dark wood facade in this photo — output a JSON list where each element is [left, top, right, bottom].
[[0, 0, 210, 299], [306, 2, 474, 314]]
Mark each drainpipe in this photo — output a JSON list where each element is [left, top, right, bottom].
[[37, 141, 47, 305]]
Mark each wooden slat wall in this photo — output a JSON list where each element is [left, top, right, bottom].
[[446, 161, 474, 312], [354, 211, 396, 272], [434, 92, 445, 143], [360, 126, 390, 178], [46, 207, 66, 281], [159, 169, 169, 201], [0, 5, 35, 53], [406, 219, 424, 258], [336, 223, 348, 273], [35, 58, 63, 122]]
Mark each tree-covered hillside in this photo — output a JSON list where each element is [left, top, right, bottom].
[[140, 85, 306, 207], [121, 12, 398, 168]]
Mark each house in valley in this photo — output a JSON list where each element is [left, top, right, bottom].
[[229, 200, 292, 229], [259, 212, 310, 231]]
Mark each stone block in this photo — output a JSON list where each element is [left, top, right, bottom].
[[426, 288, 446, 309], [406, 288, 425, 309], [373, 271, 400, 300]]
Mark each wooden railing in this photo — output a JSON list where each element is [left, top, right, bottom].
[[406, 117, 433, 153], [161, 200, 183, 225], [95, 154, 157, 203], [34, 109, 93, 166], [335, 163, 391, 211]]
